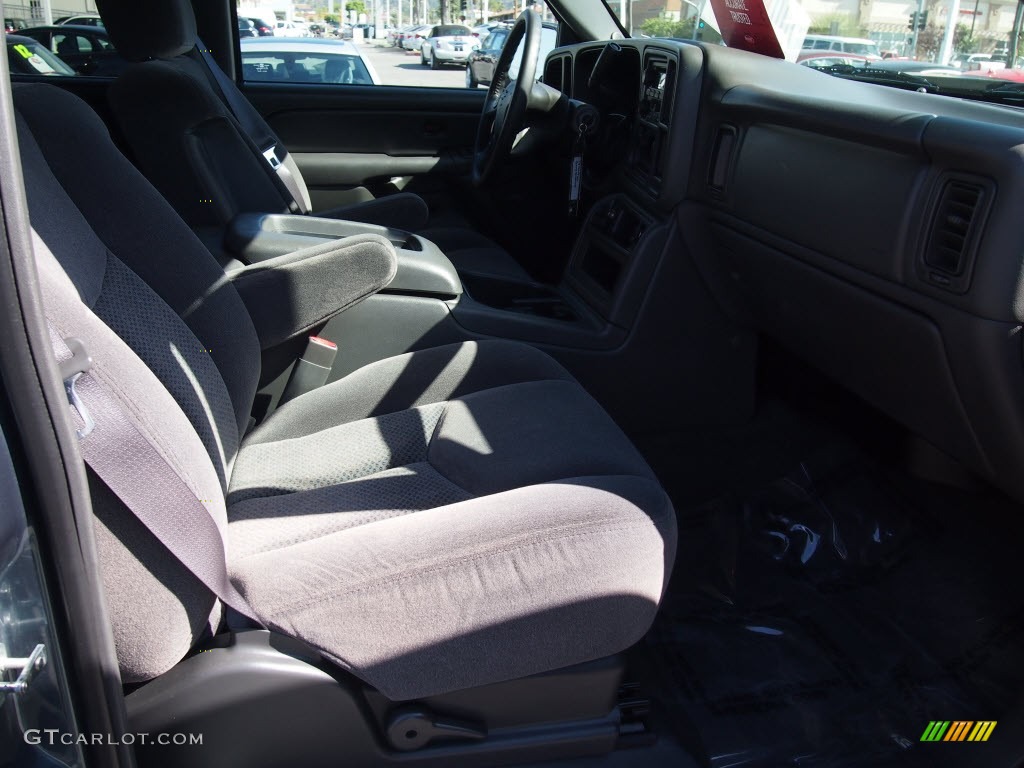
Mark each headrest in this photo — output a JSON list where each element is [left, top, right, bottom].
[[95, 0, 197, 61]]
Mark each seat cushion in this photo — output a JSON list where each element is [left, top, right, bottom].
[[226, 340, 676, 700]]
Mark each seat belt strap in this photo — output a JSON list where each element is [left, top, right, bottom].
[[51, 329, 260, 624], [194, 41, 311, 214], [259, 144, 312, 217]]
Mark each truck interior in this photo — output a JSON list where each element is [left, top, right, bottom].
[[0, 0, 1022, 766]]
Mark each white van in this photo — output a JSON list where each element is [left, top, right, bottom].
[[801, 35, 881, 59]]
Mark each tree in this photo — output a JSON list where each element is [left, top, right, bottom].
[[916, 24, 941, 60], [640, 16, 693, 39], [489, 0, 503, 12], [807, 13, 867, 37], [639, 14, 721, 43], [345, 1, 367, 16], [953, 23, 974, 53], [323, 13, 339, 24]]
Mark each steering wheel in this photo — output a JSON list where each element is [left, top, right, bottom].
[[472, 9, 542, 186]]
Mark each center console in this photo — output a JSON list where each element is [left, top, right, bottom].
[[225, 200, 667, 354], [564, 195, 659, 328], [225, 202, 672, 421], [226, 213, 461, 297]]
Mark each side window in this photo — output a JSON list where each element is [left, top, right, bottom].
[[53, 34, 93, 54], [240, 50, 376, 85], [812, 39, 830, 50], [241, 53, 291, 82], [240, 17, 558, 89]]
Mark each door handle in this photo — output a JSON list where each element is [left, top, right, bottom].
[[422, 120, 446, 137]]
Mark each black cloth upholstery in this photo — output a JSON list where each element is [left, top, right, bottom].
[[98, 0, 528, 281], [96, 0, 197, 61]]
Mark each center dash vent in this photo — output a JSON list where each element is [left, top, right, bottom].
[[921, 178, 988, 293], [544, 55, 571, 94]]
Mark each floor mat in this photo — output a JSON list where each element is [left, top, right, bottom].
[[639, 445, 1024, 767]]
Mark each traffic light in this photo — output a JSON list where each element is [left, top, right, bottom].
[[917, 10, 927, 29], [908, 11, 918, 30]]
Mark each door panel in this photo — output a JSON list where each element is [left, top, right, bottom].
[[242, 83, 486, 196]]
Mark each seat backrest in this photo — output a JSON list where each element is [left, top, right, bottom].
[[13, 82, 262, 683], [324, 57, 352, 83], [55, 35, 77, 56], [95, 0, 311, 228]]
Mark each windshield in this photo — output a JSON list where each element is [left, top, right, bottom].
[[432, 25, 471, 37], [610, 3, 725, 48], [6, 39, 76, 76], [607, 0, 1024, 102]]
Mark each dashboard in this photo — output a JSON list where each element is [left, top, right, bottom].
[[541, 38, 1024, 501]]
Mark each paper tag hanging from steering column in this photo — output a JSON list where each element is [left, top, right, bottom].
[[568, 124, 587, 218]]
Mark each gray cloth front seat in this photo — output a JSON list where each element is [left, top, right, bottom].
[[14, 83, 676, 701], [92, 0, 530, 283]]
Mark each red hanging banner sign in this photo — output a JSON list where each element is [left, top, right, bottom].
[[705, 0, 785, 59]]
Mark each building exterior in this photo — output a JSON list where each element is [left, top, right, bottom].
[[797, 0, 1016, 51], [634, 0, 1017, 53], [4, 0, 96, 25]]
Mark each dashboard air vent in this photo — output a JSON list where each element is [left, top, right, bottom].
[[925, 181, 982, 274], [544, 56, 562, 91], [920, 177, 989, 293], [662, 59, 676, 123], [543, 55, 572, 95]]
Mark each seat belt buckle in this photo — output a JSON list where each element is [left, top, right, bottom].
[[58, 338, 95, 439], [262, 145, 281, 170], [279, 336, 338, 405]]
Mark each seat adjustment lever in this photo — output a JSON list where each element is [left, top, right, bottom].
[[385, 705, 486, 752]]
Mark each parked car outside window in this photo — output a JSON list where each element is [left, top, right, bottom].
[[240, 38, 380, 85], [419, 24, 475, 70], [17, 25, 128, 76], [465, 21, 557, 87], [5, 34, 77, 76]]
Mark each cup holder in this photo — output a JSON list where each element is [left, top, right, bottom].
[[460, 274, 579, 322]]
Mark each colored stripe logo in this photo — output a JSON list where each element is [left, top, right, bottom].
[[920, 721, 996, 742]]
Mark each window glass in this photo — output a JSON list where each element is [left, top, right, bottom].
[[431, 25, 472, 37], [843, 42, 881, 56], [6, 39, 76, 76], [241, 50, 376, 85], [241, 11, 557, 89], [52, 34, 95, 55]]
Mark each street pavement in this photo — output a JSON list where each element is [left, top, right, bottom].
[[358, 38, 474, 88]]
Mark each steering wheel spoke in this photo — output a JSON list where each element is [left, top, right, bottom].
[[472, 9, 542, 186]]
